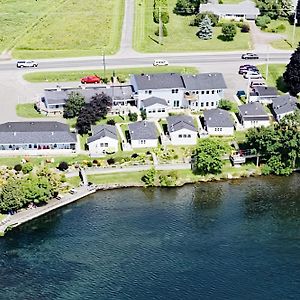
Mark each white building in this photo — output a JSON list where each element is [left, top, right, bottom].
[[140, 97, 169, 118], [131, 73, 186, 109], [167, 115, 198, 145], [87, 125, 119, 156], [182, 73, 227, 111], [271, 94, 298, 122], [238, 102, 270, 129], [128, 121, 158, 149], [249, 86, 279, 104], [203, 108, 234, 136]]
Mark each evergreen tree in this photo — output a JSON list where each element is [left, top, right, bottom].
[[63, 92, 85, 119], [197, 15, 213, 40], [283, 43, 300, 96], [221, 23, 237, 41]]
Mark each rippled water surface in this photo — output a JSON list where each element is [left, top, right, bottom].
[[1, 175, 300, 300]]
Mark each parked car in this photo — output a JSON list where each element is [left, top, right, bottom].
[[241, 53, 259, 60], [153, 59, 169, 66], [250, 80, 266, 88], [239, 66, 259, 75], [244, 71, 263, 79], [16, 60, 38, 68], [80, 75, 101, 84], [236, 90, 246, 99]]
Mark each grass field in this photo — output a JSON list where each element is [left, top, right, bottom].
[[0, 0, 124, 58], [133, 0, 251, 52], [23, 66, 198, 82], [257, 64, 288, 93], [16, 103, 44, 118]]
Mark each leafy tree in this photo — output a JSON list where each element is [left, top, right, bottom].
[[107, 158, 115, 165], [197, 15, 213, 40], [191, 11, 219, 27], [141, 109, 147, 120], [107, 119, 116, 125], [241, 24, 250, 33], [153, 0, 169, 24], [155, 24, 168, 37], [128, 112, 138, 122], [141, 168, 156, 186], [283, 43, 300, 96], [22, 163, 33, 174], [221, 23, 237, 41], [63, 92, 85, 119], [57, 161, 69, 171], [255, 15, 271, 29], [256, 0, 293, 19], [193, 139, 225, 175], [173, 0, 201, 15], [14, 164, 22, 172]]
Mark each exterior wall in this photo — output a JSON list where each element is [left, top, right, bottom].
[[88, 137, 118, 156], [243, 119, 270, 129], [131, 138, 158, 149], [143, 104, 169, 118], [275, 111, 293, 122], [207, 126, 234, 136], [0, 148, 76, 156], [0, 142, 76, 151], [169, 128, 198, 145]]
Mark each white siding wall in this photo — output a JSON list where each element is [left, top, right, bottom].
[[169, 129, 197, 145], [243, 119, 270, 129], [143, 104, 169, 118], [187, 89, 224, 111], [131, 139, 158, 149], [88, 137, 118, 156], [207, 126, 234, 136]]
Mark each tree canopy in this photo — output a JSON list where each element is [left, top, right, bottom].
[[197, 15, 213, 40], [63, 92, 85, 119]]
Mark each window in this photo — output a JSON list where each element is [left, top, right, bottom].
[[206, 102, 209, 107], [149, 90, 152, 94], [175, 89, 178, 93], [211, 102, 214, 106], [162, 108, 165, 112], [140, 139, 146, 144], [172, 89, 175, 93], [195, 102, 198, 106], [200, 103, 204, 107], [196, 91, 199, 94], [100, 143, 104, 147], [187, 134, 191, 138], [212, 90, 215, 94], [105, 143, 108, 147], [179, 134, 182, 138], [157, 108, 161, 113], [201, 91, 204, 95], [174, 100, 180, 107], [206, 91, 209, 94], [183, 134, 187, 138], [145, 91, 148, 94]]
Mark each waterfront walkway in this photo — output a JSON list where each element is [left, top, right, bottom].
[[0, 186, 96, 235]]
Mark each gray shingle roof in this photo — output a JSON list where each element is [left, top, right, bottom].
[[142, 97, 168, 107], [167, 115, 197, 132], [44, 85, 134, 106], [132, 73, 185, 90], [239, 102, 268, 117], [204, 108, 234, 128], [182, 73, 227, 90], [0, 121, 76, 144], [253, 86, 278, 97], [88, 125, 118, 143], [128, 121, 158, 140], [272, 95, 298, 115]]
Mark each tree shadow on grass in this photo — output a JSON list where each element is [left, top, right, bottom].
[[217, 34, 233, 42], [148, 35, 160, 45], [276, 76, 288, 93]]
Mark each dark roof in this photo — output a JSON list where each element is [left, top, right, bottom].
[[128, 121, 158, 140], [272, 95, 298, 115], [167, 115, 197, 132], [88, 125, 118, 143], [0, 121, 76, 144], [132, 73, 185, 90], [142, 97, 168, 107], [238, 102, 268, 117], [203, 108, 234, 128], [182, 73, 227, 90], [44, 85, 134, 106], [253, 86, 278, 97]]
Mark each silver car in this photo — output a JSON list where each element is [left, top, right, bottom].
[[16, 60, 38, 68]]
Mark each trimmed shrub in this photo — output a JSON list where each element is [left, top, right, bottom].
[[241, 24, 250, 32], [14, 164, 22, 172], [131, 153, 139, 159], [22, 163, 33, 174], [107, 158, 115, 165], [57, 161, 69, 171], [107, 119, 116, 125], [87, 161, 93, 167], [256, 15, 271, 29]]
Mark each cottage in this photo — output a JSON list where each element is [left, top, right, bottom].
[[249, 86, 278, 104], [167, 115, 198, 145], [140, 97, 169, 118], [182, 73, 227, 111], [271, 95, 298, 122], [87, 125, 118, 156], [0, 121, 78, 155], [203, 108, 234, 136], [238, 102, 270, 129], [128, 121, 158, 148], [199, 0, 260, 20], [130, 73, 185, 109]]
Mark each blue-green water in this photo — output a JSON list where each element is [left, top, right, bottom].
[[1, 175, 300, 300]]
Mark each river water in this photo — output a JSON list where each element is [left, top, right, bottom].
[[1, 175, 300, 300]]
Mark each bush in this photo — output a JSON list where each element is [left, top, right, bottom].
[[221, 23, 237, 41], [93, 159, 98, 164], [22, 163, 33, 174], [155, 24, 168, 37], [141, 109, 147, 120], [191, 11, 219, 27], [107, 119, 116, 125], [14, 164, 22, 172], [128, 112, 138, 122], [276, 24, 286, 32], [256, 15, 271, 29], [131, 153, 139, 159], [87, 161, 93, 167], [57, 161, 69, 171], [107, 158, 115, 165], [241, 24, 250, 32]]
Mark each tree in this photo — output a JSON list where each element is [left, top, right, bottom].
[[241, 24, 250, 33], [221, 23, 237, 41], [197, 15, 213, 40], [173, 0, 201, 15], [193, 139, 225, 175], [155, 24, 168, 37], [57, 161, 69, 171], [191, 11, 219, 27], [107, 119, 116, 125], [63, 92, 85, 119], [255, 15, 271, 29], [128, 112, 138, 122], [283, 43, 300, 96], [141, 168, 156, 186], [141, 109, 147, 120], [22, 163, 33, 174], [14, 164, 22, 172]]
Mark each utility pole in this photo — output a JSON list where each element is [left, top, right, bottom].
[[159, 6, 163, 45], [102, 50, 106, 79]]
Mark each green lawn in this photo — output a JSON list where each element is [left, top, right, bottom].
[[133, 0, 251, 52], [0, 214, 6, 222], [266, 20, 300, 50], [23, 66, 198, 83], [1, 0, 124, 58], [88, 171, 145, 185], [257, 64, 288, 93], [16, 103, 43, 118]]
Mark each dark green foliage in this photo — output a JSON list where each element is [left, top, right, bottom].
[[141, 109, 147, 120], [14, 164, 22, 172], [141, 168, 156, 186], [159, 171, 178, 186], [255, 15, 271, 29], [153, 0, 169, 24], [131, 153, 139, 158], [107, 158, 115, 165], [155, 24, 168, 37], [107, 119, 116, 125], [173, 0, 202, 15], [87, 161, 93, 167], [128, 112, 138, 122], [241, 24, 250, 32], [218, 99, 237, 112], [63, 92, 85, 119], [221, 23, 237, 41], [283, 43, 300, 96], [57, 161, 69, 171], [256, 0, 293, 20], [197, 15, 213, 39], [191, 11, 219, 26], [194, 139, 225, 175], [22, 163, 33, 174]]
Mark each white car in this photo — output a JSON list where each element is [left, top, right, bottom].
[[16, 60, 38, 68], [153, 59, 169, 66], [244, 71, 263, 79]]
